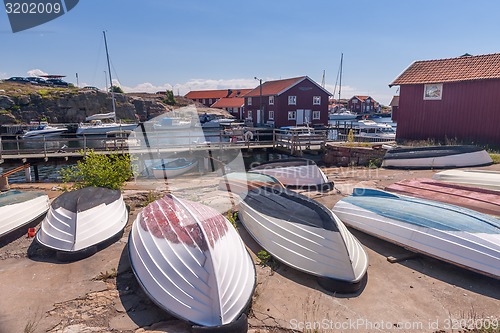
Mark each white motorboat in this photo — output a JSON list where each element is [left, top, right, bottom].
[[76, 118, 137, 135], [151, 158, 198, 179], [238, 185, 368, 292], [329, 110, 357, 121], [36, 187, 128, 259], [22, 123, 67, 138], [128, 194, 255, 330], [382, 145, 493, 169], [0, 190, 49, 239], [432, 170, 500, 191], [153, 117, 192, 130], [356, 119, 396, 140], [250, 158, 333, 191], [333, 188, 500, 279]]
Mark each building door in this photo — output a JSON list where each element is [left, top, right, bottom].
[[257, 109, 262, 124], [296, 109, 304, 125], [304, 109, 312, 124]]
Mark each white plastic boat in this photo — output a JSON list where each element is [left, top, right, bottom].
[[238, 186, 368, 292], [152, 158, 198, 179], [76, 119, 137, 135], [329, 111, 357, 121], [22, 123, 67, 138], [250, 158, 333, 191], [0, 190, 49, 239], [153, 117, 192, 129], [36, 187, 128, 257], [128, 194, 255, 330], [356, 119, 396, 140], [433, 170, 500, 192], [333, 188, 500, 279], [382, 145, 492, 169]]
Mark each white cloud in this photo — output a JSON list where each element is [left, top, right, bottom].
[[27, 69, 48, 77]]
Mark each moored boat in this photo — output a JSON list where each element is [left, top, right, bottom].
[[36, 187, 128, 259], [22, 123, 67, 138], [385, 178, 500, 217], [382, 145, 492, 169], [152, 158, 198, 179], [0, 190, 49, 240], [333, 188, 500, 279], [250, 158, 333, 191], [432, 169, 500, 191], [128, 194, 255, 331], [238, 186, 368, 292]]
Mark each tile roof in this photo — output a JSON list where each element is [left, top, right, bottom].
[[351, 95, 373, 102], [390, 53, 500, 86], [211, 97, 245, 108], [244, 76, 308, 97], [185, 89, 232, 99], [228, 89, 252, 98]]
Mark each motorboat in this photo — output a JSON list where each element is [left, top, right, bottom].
[[250, 158, 333, 191], [356, 119, 396, 140], [22, 122, 67, 138], [329, 110, 357, 121], [382, 145, 492, 169], [333, 188, 500, 279], [76, 118, 137, 136], [36, 187, 128, 259], [433, 169, 500, 191], [385, 178, 500, 217], [238, 185, 368, 292], [0, 190, 49, 239], [153, 117, 192, 130], [152, 158, 198, 179], [128, 194, 255, 330]]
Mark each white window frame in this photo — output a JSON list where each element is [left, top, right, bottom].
[[209, 98, 213, 104], [288, 96, 296, 105], [313, 96, 321, 105], [247, 97, 252, 106], [202, 99, 206, 104], [423, 83, 443, 100], [312, 111, 321, 120], [269, 96, 274, 105], [247, 110, 253, 119], [288, 111, 296, 120], [268, 111, 274, 120]]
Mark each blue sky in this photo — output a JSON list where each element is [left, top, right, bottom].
[[1, 0, 500, 104]]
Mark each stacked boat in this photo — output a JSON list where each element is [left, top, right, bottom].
[[0, 190, 49, 241], [128, 194, 255, 332], [36, 187, 128, 260], [433, 169, 500, 191], [382, 145, 492, 169], [250, 158, 333, 191], [333, 188, 500, 279]]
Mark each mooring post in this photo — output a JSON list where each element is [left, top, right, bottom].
[[34, 165, 39, 182], [25, 166, 32, 182]]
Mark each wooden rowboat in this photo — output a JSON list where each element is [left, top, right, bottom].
[[385, 178, 500, 217], [128, 194, 255, 331]]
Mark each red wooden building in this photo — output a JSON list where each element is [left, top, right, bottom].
[[347, 95, 377, 114], [389, 53, 500, 145], [389, 96, 399, 121], [243, 76, 331, 128]]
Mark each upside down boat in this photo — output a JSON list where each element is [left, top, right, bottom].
[[432, 169, 500, 192]]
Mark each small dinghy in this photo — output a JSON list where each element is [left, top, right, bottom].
[[218, 172, 283, 195], [333, 189, 500, 279], [433, 169, 500, 192], [0, 190, 49, 240], [36, 187, 128, 260], [381, 145, 492, 169], [128, 194, 255, 332], [238, 186, 368, 292], [152, 158, 198, 179], [250, 158, 333, 191], [386, 178, 500, 217]]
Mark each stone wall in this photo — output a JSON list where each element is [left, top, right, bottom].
[[322, 143, 386, 167]]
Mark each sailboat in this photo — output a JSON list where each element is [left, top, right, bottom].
[[76, 31, 138, 136], [329, 53, 357, 121]]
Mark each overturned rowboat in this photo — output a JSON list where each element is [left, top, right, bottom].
[[333, 188, 500, 279], [36, 187, 128, 260], [432, 169, 500, 192], [152, 158, 198, 179], [128, 194, 255, 331], [0, 190, 49, 241], [381, 145, 492, 169], [238, 185, 368, 292], [250, 158, 333, 191]]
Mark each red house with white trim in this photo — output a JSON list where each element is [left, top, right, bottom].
[[347, 95, 377, 114], [243, 76, 331, 128], [389, 53, 500, 144]]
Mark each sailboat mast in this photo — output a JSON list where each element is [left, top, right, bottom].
[[103, 31, 117, 123], [338, 53, 343, 107]]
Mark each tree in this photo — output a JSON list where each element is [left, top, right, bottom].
[[60, 150, 136, 190], [163, 90, 176, 105], [109, 85, 124, 93]]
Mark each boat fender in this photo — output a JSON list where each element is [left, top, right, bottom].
[[244, 131, 253, 142], [191, 313, 248, 333]]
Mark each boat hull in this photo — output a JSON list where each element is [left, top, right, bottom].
[[0, 190, 49, 239], [385, 178, 500, 217], [433, 170, 500, 191], [22, 128, 67, 138], [152, 159, 198, 179], [382, 145, 492, 169], [128, 194, 255, 328], [36, 187, 128, 254], [333, 189, 500, 279], [76, 123, 137, 135], [238, 186, 368, 288]]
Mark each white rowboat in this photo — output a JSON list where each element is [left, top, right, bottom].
[[432, 170, 500, 192]]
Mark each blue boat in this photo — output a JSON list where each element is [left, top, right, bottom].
[[333, 189, 500, 279], [152, 158, 198, 179]]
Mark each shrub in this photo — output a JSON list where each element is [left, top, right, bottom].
[[60, 150, 136, 190], [163, 90, 176, 105], [110, 85, 124, 93]]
